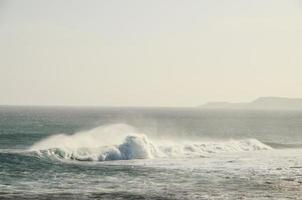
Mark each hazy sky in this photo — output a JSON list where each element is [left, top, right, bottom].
[[1, 0, 302, 106]]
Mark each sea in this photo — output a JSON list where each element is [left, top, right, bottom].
[[1, 106, 302, 200]]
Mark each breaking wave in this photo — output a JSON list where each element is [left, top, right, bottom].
[[30, 124, 272, 161]]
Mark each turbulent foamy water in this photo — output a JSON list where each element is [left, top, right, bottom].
[[1, 107, 302, 199], [30, 124, 271, 162]]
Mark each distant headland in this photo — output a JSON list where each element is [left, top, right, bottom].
[[199, 97, 302, 110]]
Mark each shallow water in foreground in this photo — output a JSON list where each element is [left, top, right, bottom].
[[1, 106, 302, 199]]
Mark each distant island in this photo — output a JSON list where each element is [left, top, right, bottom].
[[199, 97, 302, 110]]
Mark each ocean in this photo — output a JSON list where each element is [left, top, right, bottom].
[[1, 106, 302, 199]]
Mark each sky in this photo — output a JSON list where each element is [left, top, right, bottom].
[[0, 0, 302, 107]]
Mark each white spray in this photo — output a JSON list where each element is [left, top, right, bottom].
[[30, 123, 272, 161]]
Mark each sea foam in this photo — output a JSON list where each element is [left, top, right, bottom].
[[30, 124, 272, 161]]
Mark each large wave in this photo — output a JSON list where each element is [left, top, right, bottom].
[[30, 124, 272, 162]]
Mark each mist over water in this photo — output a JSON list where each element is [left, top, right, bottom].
[[29, 123, 271, 162], [30, 124, 136, 151]]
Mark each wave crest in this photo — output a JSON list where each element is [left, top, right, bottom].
[[30, 124, 272, 162], [36, 134, 156, 161]]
